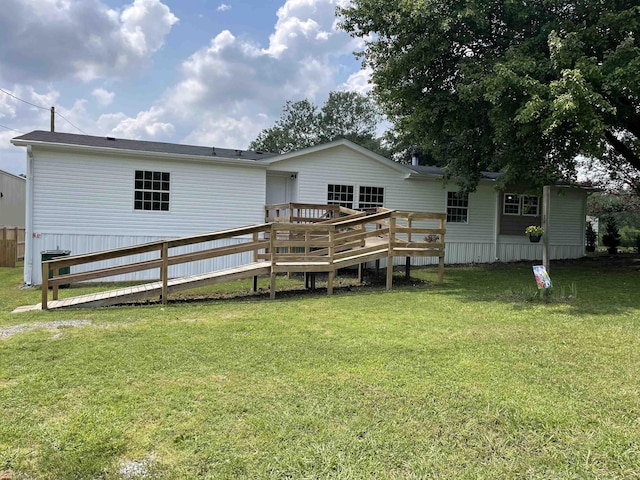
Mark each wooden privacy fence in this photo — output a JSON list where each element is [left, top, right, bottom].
[[40, 204, 446, 309], [0, 226, 25, 268]]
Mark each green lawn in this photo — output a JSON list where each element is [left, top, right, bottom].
[[1, 260, 639, 479]]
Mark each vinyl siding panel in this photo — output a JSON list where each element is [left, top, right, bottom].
[[0, 170, 26, 226], [32, 148, 266, 236], [29, 148, 266, 284], [268, 145, 499, 262], [549, 188, 586, 245]]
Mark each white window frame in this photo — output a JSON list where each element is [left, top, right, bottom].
[[521, 195, 540, 216], [503, 193, 520, 216], [503, 193, 540, 216], [446, 191, 469, 224]]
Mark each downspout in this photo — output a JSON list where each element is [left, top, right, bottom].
[[493, 189, 500, 262], [24, 145, 34, 286]]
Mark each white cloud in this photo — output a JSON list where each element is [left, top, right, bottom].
[[217, 4, 231, 12], [340, 67, 373, 95], [18, 0, 369, 157], [0, 0, 178, 83], [98, 106, 174, 139], [92, 88, 116, 106]]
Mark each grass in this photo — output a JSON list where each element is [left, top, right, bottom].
[[1, 259, 639, 479]]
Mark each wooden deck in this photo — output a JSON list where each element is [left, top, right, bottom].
[[19, 205, 446, 311]]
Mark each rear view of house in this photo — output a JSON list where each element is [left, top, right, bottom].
[[12, 131, 589, 285]]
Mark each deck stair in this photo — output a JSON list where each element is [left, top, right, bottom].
[[19, 204, 446, 311]]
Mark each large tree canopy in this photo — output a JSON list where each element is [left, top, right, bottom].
[[249, 91, 387, 155], [339, 1, 640, 192]]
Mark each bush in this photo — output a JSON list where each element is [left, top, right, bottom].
[[602, 217, 622, 254], [619, 226, 640, 248]]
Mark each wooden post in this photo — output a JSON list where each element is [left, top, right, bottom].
[[41, 262, 49, 310], [327, 227, 335, 295], [357, 263, 363, 284], [252, 231, 259, 293], [50, 106, 55, 132], [270, 225, 276, 299], [161, 242, 168, 304], [387, 215, 396, 290], [405, 217, 411, 278], [52, 266, 59, 300]]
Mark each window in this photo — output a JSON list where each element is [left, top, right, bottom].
[[358, 186, 384, 211], [503, 193, 540, 216], [134, 170, 170, 211], [327, 184, 354, 208], [447, 191, 468, 223], [521, 195, 539, 216], [503, 193, 520, 215]]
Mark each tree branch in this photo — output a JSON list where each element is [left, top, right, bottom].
[[604, 130, 640, 171]]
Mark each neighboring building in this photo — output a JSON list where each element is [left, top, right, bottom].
[[0, 168, 26, 226], [12, 131, 589, 285]]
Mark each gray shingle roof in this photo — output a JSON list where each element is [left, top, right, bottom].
[[12, 130, 277, 161]]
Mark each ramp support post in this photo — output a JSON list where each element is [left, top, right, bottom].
[[161, 242, 168, 304]]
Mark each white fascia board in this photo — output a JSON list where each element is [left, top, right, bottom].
[[10, 139, 267, 169], [262, 138, 413, 176]]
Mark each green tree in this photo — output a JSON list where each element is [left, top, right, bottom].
[[249, 91, 387, 155], [338, 1, 640, 192]]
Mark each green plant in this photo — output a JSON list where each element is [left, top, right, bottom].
[[585, 221, 598, 252], [525, 225, 544, 237], [602, 217, 621, 254]]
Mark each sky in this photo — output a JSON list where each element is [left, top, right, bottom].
[[0, 0, 372, 175]]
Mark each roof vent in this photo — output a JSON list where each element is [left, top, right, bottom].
[[106, 136, 116, 141]]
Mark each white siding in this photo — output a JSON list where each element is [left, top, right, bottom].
[[268, 145, 500, 263], [32, 149, 266, 235], [549, 188, 586, 245], [30, 148, 266, 284], [0, 170, 26, 226]]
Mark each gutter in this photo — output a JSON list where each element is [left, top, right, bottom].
[[24, 145, 34, 286]]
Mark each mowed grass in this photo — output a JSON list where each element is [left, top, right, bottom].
[[1, 260, 639, 479]]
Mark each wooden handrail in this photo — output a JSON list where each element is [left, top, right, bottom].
[[41, 205, 447, 309]]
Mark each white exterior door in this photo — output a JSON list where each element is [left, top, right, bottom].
[[266, 173, 297, 205]]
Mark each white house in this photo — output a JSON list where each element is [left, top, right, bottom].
[[12, 131, 588, 285], [0, 168, 26, 227]]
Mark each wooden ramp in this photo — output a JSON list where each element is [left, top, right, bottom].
[[23, 205, 446, 311], [19, 262, 270, 311]]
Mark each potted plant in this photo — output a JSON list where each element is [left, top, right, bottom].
[[585, 221, 597, 252], [525, 225, 544, 243]]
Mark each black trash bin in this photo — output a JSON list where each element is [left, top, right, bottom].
[[42, 249, 71, 287]]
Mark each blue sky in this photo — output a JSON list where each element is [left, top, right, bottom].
[[0, 0, 370, 175]]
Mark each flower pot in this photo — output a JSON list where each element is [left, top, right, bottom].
[[529, 235, 542, 243]]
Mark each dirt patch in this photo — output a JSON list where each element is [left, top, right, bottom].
[[0, 320, 91, 340]]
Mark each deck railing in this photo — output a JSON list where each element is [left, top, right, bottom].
[[41, 223, 272, 309], [41, 205, 446, 309]]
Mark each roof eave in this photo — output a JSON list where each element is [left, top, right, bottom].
[[11, 138, 267, 168]]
